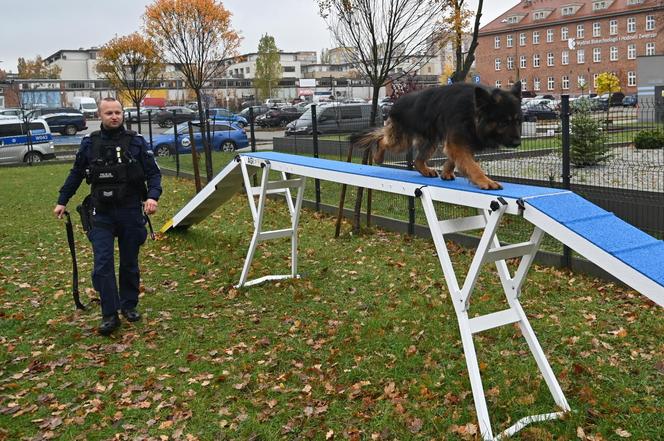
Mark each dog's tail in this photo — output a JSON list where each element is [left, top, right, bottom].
[[350, 126, 386, 163]]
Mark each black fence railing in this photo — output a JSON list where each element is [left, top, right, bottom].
[[273, 99, 664, 262]]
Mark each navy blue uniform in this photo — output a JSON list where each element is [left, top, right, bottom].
[[58, 126, 162, 317]]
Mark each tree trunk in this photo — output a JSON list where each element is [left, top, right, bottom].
[[195, 90, 213, 181], [134, 100, 142, 134]]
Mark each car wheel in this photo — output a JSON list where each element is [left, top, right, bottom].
[[163, 119, 174, 128], [154, 145, 171, 157], [24, 151, 42, 163], [64, 125, 77, 136], [221, 140, 236, 152]]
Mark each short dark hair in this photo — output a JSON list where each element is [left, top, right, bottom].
[[98, 96, 122, 110]]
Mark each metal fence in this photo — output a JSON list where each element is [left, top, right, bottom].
[[272, 98, 664, 266]]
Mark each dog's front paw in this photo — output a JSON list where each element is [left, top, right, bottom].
[[419, 167, 438, 177], [477, 179, 502, 190], [440, 170, 455, 181]]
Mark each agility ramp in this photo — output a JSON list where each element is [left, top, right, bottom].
[[162, 151, 663, 440]]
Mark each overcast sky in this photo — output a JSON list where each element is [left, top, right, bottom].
[[0, 0, 515, 73]]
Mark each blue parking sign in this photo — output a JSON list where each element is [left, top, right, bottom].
[[473, 75, 481, 84], [447, 77, 453, 85]]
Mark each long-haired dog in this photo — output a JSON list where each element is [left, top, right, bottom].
[[351, 82, 522, 190]]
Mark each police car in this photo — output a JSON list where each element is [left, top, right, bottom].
[[0, 118, 56, 163]]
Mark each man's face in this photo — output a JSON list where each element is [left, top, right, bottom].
[[99, 100, 124, 129]]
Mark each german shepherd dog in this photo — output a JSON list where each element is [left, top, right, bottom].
[[351, 81, 522, 189]]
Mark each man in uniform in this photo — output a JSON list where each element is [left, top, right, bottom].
[[54, 97, 162, 336]]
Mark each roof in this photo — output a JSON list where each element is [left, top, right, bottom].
[[480, 0, 661, 35]]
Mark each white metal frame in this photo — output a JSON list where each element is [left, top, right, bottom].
[[237, 156, 570, 440], [236, 159, 306, 288]]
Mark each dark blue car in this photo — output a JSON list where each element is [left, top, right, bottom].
[[208, 108, 248, 127], [149, 121, 249, 157]]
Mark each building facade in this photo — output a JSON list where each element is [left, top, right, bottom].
[[476, 0, 664, 95]]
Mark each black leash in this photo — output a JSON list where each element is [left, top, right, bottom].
[[64, 211, 87, 310], [144, 212, 156, 240]]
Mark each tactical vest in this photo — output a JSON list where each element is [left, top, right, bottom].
[[86, 130, 146, 207]]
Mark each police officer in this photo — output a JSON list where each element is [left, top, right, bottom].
[[53, 97, 162, 336]]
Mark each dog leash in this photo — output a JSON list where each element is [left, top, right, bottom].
[[63, 211, 87, 310]]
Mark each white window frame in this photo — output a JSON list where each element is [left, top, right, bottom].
[[495, 36, 501, 49], [577, 49, 585, 64], [577, 24, 584, 39], [627, 71, 636, 86], [628, 44, 636, 59], [593, 73, 599, 88], [562, 50, 569, 65], [533, 53, 541, 68], [547, 52, 554, 66], [521, 78, 528, 90], [534, 77, 541, 91], [507, 56, 514, 70], [519, 32, 526, 46], [610, 46, 618, 61], [547, 29, 554, 43], [646, 42, 655, 56], [507, 34, 513, 48], [495, 80, 502, 88], [593, 47, 601, 63], [547, 76, 555, 91], [562, 75, 570, 90], [593, 22, 601, 37], [646, 15, 655, 31], [495, 58, 501, 71], [520, 55, 527, 69], [561, 27, 569, 40], [533, 31, 540, 44], [627, 17, 636, 33], [578, 75, 586, 89], [609, 20, 618, 35]]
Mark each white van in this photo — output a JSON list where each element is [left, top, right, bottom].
[[0, 119, 55, 163], [70, 96, 98, 118]]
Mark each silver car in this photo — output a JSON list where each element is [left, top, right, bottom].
[[0, 118, 56, 163]]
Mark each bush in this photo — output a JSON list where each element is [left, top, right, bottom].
[[633, 130, 664, 150], [570, 99, 611, 167]]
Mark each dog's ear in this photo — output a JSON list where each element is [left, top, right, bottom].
[[511, 81, 522, 101], [475, 86, 493, 110]]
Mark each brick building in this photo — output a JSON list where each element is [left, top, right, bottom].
[[476, 0, 664, 95]]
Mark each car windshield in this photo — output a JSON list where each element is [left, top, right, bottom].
[[299, 108, 313, 121], [82, 103, 97, 109]]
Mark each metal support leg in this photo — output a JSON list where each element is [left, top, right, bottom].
[[419, 188, 569, 440]]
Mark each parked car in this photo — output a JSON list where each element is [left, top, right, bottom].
[[522, 103, 558, 122], [598, 92, 625, 107], [207, 108, 248, 127], [0, 118, 55, 163], [0, 108, 29, 119], [571, 96, 608, 112], [149, 121, 248, 156], [154, 106, 197, 128], [124, 106, 162, 123], [26, 107, 81, 119], [255, 106, 303, 127], [622, 94, 638, 107], [70, 96, 98, 118], [41, 112, 88, 135], [285, 103, 382, 136], [239, 105, 271, 123]]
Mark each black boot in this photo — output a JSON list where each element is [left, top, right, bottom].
[[98, 313, 121, 336], [121, 308, 141, 322]]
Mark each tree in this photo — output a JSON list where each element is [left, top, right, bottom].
[[442, 0, 484, 83], [144, 0, 241, 181], [17, 56, 61, 79], [318, 0, 444, 233], [255, 34, 282, 100], [96, 33, 164, 134], [596, 71, 621, 129], [570, 99, 610, 167]]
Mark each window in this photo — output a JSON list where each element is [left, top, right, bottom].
[[627, 0, 644, 5], [521, 79, 528, 90], [507, 56, 514, 70], [610, 46, 618, 61], [533, 31, 540, 44], [562, 50, 569, 65], [609, 20, 617, 35], [495, 36, 501, 49], [547, 52, 554, 66], [547, 29, 554, 43], [495, 80, 502, 88], [628, 44, 636, 59], [547, 77, 555, 91], [627, 17, 636, 33], [533, 10, 550, 20], [533, 54, 541, 67], [561, 27, 569, 40], [340, 106, 362, 119], [593, 73, 599, 88], [577, 24, 584, 39], [578, 75, 587, 89], [495, 58, 501, 71], [577, 49, 585, 64], [646, 15, 655, 31], [593, 1, 607, 11], [520, 55, 527, 69], [283, 66, 295, 72], [507, 34, 513, 48], [646, 42, 655, 56], [628, 71, 636, 86], [562, 75, 570, 90], [593, 47, 601, 62], [519, 32, 526, 46], [534, 77, 541, 91], [593, 22, 601, 37], [562, 6, 575, 16]]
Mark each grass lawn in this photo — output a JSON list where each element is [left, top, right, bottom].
[[0, 163, 662, 440]]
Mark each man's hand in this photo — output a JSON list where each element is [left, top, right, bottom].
[[144, 199, 158, 215], [54, 204, 67, 219]]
